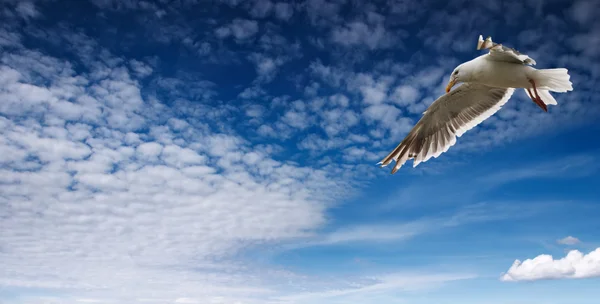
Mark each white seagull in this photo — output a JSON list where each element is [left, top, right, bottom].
[[379, 35, 573, 174]]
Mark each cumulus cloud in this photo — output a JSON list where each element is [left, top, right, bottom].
[[501, 248, 600, 282]]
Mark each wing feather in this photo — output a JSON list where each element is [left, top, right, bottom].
[[378, 83, 515, 174], [477, 34, 536, 65], [486, 44, 537, 65]]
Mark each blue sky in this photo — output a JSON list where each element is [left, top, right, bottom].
[[1, 0, 600, 303]]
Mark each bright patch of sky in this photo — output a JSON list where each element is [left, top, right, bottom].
[[1, 0, 600, 303]]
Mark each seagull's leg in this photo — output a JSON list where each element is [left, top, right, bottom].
[[529, 79, 541, 99], [526, 87, 535, 99], [528, 79, 548, 112]]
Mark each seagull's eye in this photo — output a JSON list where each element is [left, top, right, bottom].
[[453, 70, 459, 75]]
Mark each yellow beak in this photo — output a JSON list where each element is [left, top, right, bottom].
[[445, 79, 456, 93]]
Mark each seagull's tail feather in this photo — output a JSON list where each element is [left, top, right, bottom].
[[537, 89, 558, 105], [534, 68, 573, 93], [524, 88, 557, 105]]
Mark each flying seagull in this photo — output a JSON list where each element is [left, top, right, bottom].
[[378, 35, 573, 174]]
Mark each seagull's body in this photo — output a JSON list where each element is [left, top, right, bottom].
[[466, 57, 536, 88], [379, 35, 573, 174]]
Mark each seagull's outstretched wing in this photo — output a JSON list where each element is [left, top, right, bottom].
[[477, 35, 536, 66], [378, 83, 515, 174]]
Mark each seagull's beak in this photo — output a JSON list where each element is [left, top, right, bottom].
[[445, 79, 457, 93]]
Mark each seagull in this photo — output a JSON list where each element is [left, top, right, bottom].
[[378, 35, 573, 174]]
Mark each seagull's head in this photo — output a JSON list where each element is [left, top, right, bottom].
[[446, 62, 474, 93]]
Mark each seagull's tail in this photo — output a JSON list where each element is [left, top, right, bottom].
[[534, 68, 573, 93], [525, 68, 573, 108]]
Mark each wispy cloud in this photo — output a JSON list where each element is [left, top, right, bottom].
[[278, 272, 476, 304], [378, 151, 600, 212], [480, 153, 600, 184], [558, 236, 582, 246], [280, 201, 535, 251]]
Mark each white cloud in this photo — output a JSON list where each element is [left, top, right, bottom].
[[321, 223, 419, 244], [568, 0, 596, 26], [248, 53, 285, 82], [15, 1, 39, 19], [304, 81, 320, 96], [350, 73, 392, 105], [320, 109, 360, 137], [0, 36, 358, 303], [274, 2, 293, 20], [129, 59, 153, 78], [245, 104, 266, 118], [238, 85, 265, 99], [215, 18, 259, 41], [298, 134, 356, 151], [331, 21, 396, 50], [309, 60, 345, 87], [362, 104, 407, 139], [3, 2, 600, 302], [281, 108, 311, 129], [360, 85, 387, 104], [304, 0, 343, 26], [249, 0, 273, 18], [214, 26, 231, 39], [501, 248, 600, 282], [329, 93, 349, 107], [279, 272, 476, 303], [413, 67, 445, 88], [342, 146, 380, 162], [0, 28, 22, 47], [557, 236, 581, 245], [390, 85, 420, 106]]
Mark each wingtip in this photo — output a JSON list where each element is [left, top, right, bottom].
[[477, 34, 484, 50], [476, 35, 495, 50], [477, 34, 495, 50]]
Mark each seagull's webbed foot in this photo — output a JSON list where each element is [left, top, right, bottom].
[[527, 79, 548, 112]]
